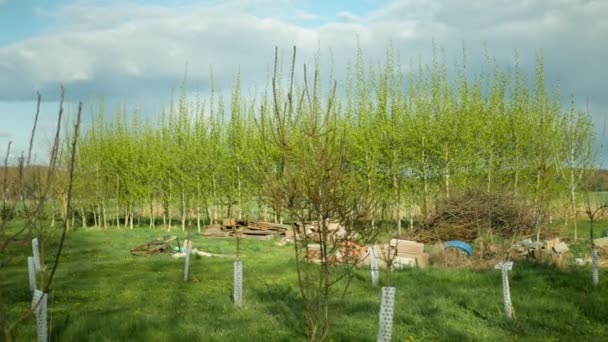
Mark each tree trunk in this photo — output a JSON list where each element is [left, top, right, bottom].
[[444, 143, 450, 198], [93, 205, 98, 228], [212, 176, 218, 224], [570, 167, 578, 241], [149, 199, 155, 229], [197, 206, 201, 233], [237, 163, 243, 220], [196, 182, 201, 233], [102, 201, 107, 228], [80, 206, 86, 228], [181, 189, 186, 232], [115, 174, 120, 228]]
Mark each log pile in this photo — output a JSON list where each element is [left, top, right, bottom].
[[203, 219, 291, 240]]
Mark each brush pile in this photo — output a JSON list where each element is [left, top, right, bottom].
[[414, 190, 537, 243]]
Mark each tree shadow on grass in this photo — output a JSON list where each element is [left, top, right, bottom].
[[252, 284, 307, 338]]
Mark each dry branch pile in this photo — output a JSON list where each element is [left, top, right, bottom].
[[414, 191, 537, 243]]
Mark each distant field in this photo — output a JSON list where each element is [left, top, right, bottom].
[[1, 227, 607, 341]]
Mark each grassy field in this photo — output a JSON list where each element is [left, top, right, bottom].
[[1, 226, 608, 341]]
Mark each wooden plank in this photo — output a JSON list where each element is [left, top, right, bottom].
[[242, 234, 274, 240], [241, 229, 280, 236]]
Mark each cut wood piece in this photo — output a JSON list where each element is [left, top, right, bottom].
[[388, 239, 428, 269], [223, 219, 237, 227], [241, 230, 276, 236], [204, 224, 231, 237], [545, 238, 561, 251], [552, 242, 569, 254], [130, 236, 178, 255], [390, 239, 424, 255], [594, 237, 608, 248], [242, 234, 274, 240], [249, 221, 291, 231]]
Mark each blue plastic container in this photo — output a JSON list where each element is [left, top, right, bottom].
[[444, 240, 473, 257]]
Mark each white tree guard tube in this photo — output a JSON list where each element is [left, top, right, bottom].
[[32, 238, 41, 271], [495, 261, 514, 319], [233, 260, 243, 307], [377, 286, 396, 342], [31, 289, 47, 342], [183, 240, 192, 282], [28, 256, 37, 292], [370, 245, 379, 286], [592, 248, 599, 286]]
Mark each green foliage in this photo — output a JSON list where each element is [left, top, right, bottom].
[[68, 45, 596, 233]]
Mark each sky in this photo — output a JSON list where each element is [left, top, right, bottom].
[[0, 0, 607, 164]]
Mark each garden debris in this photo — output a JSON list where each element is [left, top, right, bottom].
[[203, 224, 231, 238], [130, 236, 179, 256], [510, 237, 569, 262], [275, 237, 294, 246], [295, 220, 348, 242], [171, 248, 232, 259], [304, 240, 369, 265], [389, 239, 429, 269], [430, 247, 473, 268], [416, 190, 537, 243], [334, 240, 369, 264], [203, 220, 291, 239], [357, 239, 429, 269], [594, 237, 608, 253]]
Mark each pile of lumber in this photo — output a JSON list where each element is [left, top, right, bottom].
[[242, 221, 291, 240], [203, 219, 292, 240]]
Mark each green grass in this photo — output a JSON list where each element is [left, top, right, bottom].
[[1, 227, 608, 341]]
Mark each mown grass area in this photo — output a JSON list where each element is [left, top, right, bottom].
[[1, 226, 608, 341]]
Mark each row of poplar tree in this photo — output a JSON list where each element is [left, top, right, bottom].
[[62, 46, 594, 233]]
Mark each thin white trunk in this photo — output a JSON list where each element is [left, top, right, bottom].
[[150, 200, 155, 229], [570, 148, 578, 241], [237, 163, 243, 220], [444, 143, 450, 198], [80, 207, 86, 228], [197, 206, 201, 233], [487, 144, 494, 193], [167, 178, 173, 231], [197, 181, 201, 233], [102, 201, 107, 228], [212, 176, 217, 224], [93, 206, 98, 228], [116, 174, 120, 229], [50, 200, 56, 228], [181, 189, 186, 232], [422, 136, 429, 218]]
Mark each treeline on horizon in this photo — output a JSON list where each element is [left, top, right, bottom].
[[1, 46, 598, 232]]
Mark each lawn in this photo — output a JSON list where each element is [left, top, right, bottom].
[[1, 226, 608, 341]]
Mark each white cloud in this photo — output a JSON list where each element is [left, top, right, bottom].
[[293, 9, 321, 21], [0, 0, 605, 117]]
